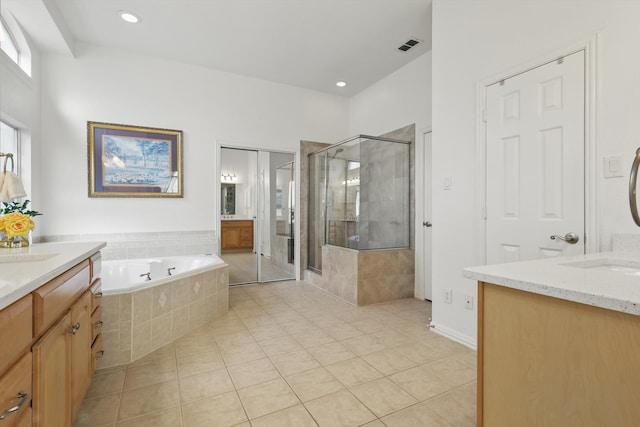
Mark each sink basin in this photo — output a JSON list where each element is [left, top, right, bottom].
[[0, 252, 59, 263], [563, 258, 640, 277]]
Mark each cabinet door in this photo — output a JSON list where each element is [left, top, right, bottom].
[[240, 227, 253, 249], [0, 352, 32, 426], [70, 292, 92, 419], [221, 227, 241, 249], [33, 313, 72, 427], [15, 408, 31, 427]]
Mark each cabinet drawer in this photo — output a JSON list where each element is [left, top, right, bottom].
[[91, 305, 103, 343], [91, 334, 104, 373], [0, 352, 32, 426], [33, 259, 91, 338], [90, 278, 103, 314], [90, 252, 101, 282], [0, 295, 32, 374]]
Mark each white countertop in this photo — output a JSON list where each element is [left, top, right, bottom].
[[464, 252, 640, 316], [0, 241, 106, 310]]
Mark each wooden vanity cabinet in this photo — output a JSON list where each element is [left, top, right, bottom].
[[0, 251, 102, 427], [0, 295, 33, 426], [89, 278, 103, 372], [32, 312, 72, 427], [0, 351, 32, 426], [478, 281, 640, 427], [69, 291, 92, 417], [221, 220, 254, 252]]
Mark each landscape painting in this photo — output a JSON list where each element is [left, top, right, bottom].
[[88, 121, 183, 197]]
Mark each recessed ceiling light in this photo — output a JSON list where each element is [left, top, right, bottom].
[[336, 81, 347, 87], [119, 11, 141, 24]]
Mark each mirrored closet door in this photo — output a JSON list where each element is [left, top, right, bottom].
[[219, 147, 295, 285]]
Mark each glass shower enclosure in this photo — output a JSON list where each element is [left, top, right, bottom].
[[308, 135, 411, 272]]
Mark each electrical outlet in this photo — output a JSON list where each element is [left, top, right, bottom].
[[443, 288, 452, 304], [464, 294, 474, 310]]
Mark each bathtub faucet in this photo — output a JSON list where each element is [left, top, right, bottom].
[[140, 272, 151, 281], [167, 267, 176, 276]]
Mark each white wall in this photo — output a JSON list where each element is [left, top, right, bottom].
[[38, 43, 349, 236], [348, 51, 432, 299], [349, 52, 431, 137], [432, 0, 640, 346]]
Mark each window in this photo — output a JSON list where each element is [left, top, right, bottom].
[[0, 16, 31, 76], [0, 18, 19, 65], [0, 121, 19, 174]]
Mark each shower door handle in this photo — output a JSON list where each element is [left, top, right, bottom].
[[423, 221, 432, 228]]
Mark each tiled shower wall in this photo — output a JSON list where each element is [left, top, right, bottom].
[[359, 135, 412, 249], [39, 230, 217, 260]]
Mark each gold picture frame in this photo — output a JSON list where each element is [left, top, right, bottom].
[[87, 121, 183, 197]]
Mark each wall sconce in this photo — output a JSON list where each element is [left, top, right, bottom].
[[221, 172, 238, 183], [342, 176, 360, 186]]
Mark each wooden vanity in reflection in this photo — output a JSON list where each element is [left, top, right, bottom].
[[221, 219, 254, 252]]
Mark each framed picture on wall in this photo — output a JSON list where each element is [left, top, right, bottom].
[[87, 121, 183, 197]]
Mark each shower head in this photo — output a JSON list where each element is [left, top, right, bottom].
[[330, 148, 344, 159]]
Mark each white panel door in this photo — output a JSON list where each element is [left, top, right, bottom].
[[486, 51, 585, 264], [422, 131, 433, 300]]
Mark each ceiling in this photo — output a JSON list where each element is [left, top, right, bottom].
[[3, 0, 432, 97]]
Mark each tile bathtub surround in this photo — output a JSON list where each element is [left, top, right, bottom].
[[75, 280, 476, 427], [98, 266, 229, 369], [38, 230, 217, 260]]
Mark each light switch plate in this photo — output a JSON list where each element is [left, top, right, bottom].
[[604, 156, 625, 178], [443, 177, 452, 190]]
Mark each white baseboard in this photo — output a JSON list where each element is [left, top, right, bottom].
[[431, 322, 477, 351]]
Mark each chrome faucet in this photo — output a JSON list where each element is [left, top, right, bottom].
[[167, 267, 176, 276], [140, 272, 151, 281]]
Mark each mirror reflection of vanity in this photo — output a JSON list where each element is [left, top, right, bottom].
[[221, 183, 254, 252]]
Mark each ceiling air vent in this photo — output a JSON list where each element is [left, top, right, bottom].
[[398, 38, 421, 52]]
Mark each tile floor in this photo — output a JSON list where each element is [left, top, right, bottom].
[[74, 280, 476, 427]]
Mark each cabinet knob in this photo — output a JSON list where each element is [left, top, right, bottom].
[[94, 292, 103, 298], [70, 322, 81, 335], [0, 391, 28, 420]]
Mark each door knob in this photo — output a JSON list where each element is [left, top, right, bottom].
[[550, 232, 579, 244], [423, 221, 432, 228]]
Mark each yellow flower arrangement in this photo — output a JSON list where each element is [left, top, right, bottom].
[[0, 200, 41, 247], [0, 212, 35, 238]]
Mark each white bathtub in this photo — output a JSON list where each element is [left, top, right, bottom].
[[101, 254, 226, 295], [97, 253, 229, 368]]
